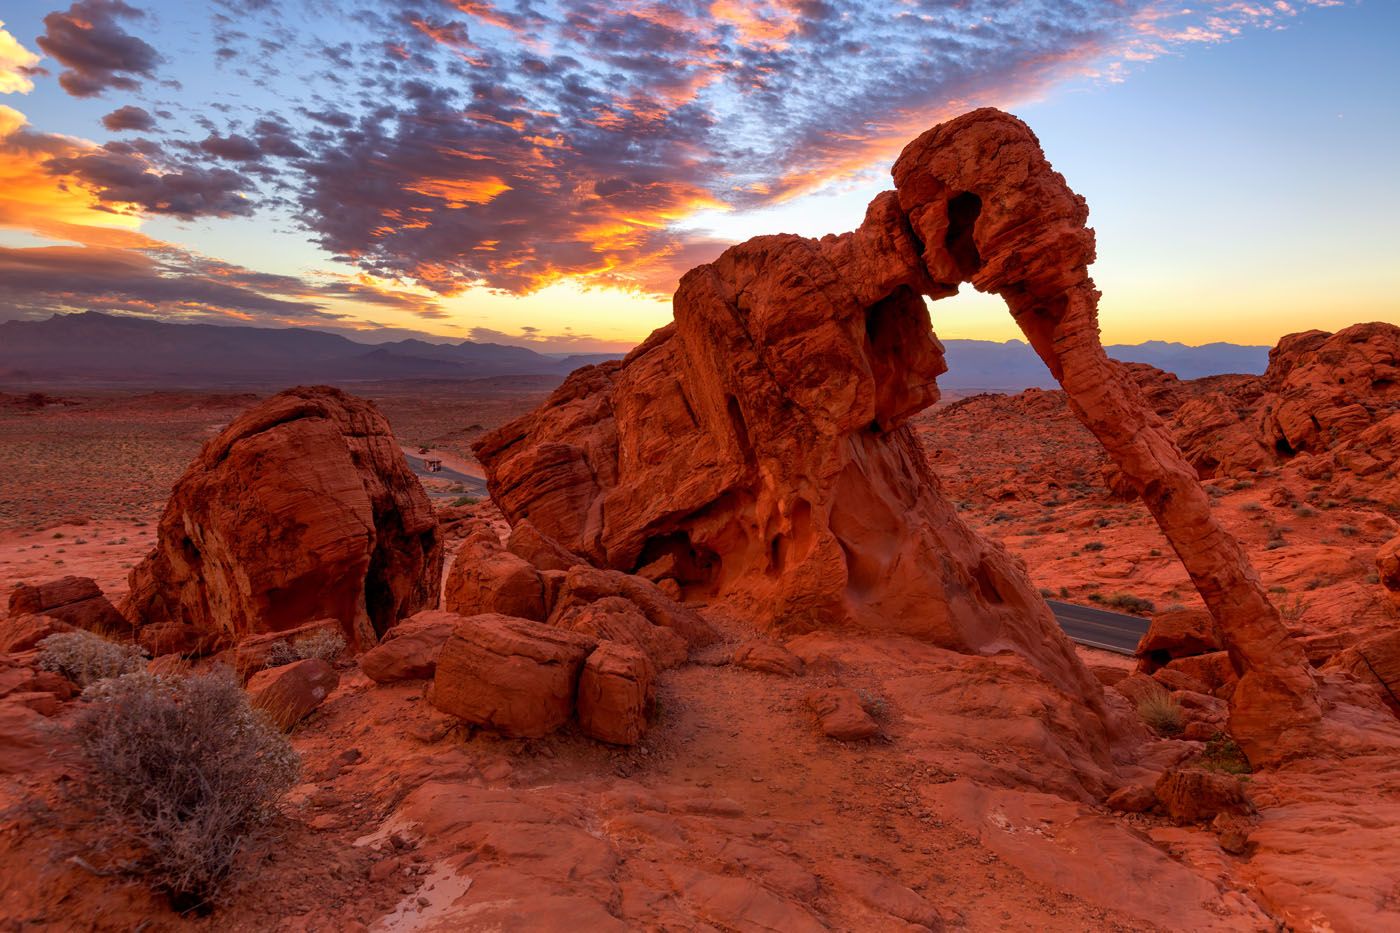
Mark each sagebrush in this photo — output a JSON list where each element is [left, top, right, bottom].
[[73, 671, 300, 911], [38, 631, 146, 686], [263, 628, 346, 667]]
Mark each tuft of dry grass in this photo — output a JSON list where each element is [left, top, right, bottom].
[[1137, 688, 1185, 736], [72, 671, 300, 912]]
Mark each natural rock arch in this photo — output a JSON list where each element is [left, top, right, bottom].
[[476, 108, 1319, 761]]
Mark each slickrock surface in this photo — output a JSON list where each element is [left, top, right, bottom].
[[475, 108, 1316, 761], [122, 386, 442, 653]]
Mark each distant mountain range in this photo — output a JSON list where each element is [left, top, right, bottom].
[[0, 312, 1270, 390], [939, 338, 1270, 392], [0, 312, 619, 386]]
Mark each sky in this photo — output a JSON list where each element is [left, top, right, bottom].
[[0, 0, 1395, 352]]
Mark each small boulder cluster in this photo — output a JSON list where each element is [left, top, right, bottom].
[[1105, 608, 1236, 741], [363, 520, 717, 745]]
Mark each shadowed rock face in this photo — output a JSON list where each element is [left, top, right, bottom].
[[123, 386, 442, 652], [475, 108, 1318, 761]]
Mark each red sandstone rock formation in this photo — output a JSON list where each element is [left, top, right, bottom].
[[247, 658, 339, 730], [443, 524, 547, 620], [360, 610, 460, 683], [576, 641, 655, 745], [122, 386, 442, 653], [475, 108, 1318, 762], [430, 614, 597, 737], [806, 687, 880, 741], [1380, 536, 1400, 609], [1260, 322, 1400, 456], [8, 577, 126, 633]]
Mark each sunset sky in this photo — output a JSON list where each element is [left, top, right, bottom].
[[0, 0, 1395, 352]]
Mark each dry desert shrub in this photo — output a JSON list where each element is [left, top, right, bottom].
[[263, 628, 346, 667], [72, 671, 300, 911], [1137, 688, 1185, 736], [37, 631, 146, 686]]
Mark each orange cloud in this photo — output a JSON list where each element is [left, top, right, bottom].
[[0, 105, 147, 245], [404, 176, 511, 207]]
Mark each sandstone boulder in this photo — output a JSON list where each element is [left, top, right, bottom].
[[1154, 769, 1253, 825], [806, 687, 879, 741], [577, 642, 655, 745], [361, 610, 461, 683], [431, 614, 596, 737], [732, 640, 805, 677], [0, 614, 74, 654], [247, 658, 339, 730], [550, 566, 717, 649], [0, 659, 75, 702], [507, 520, 586, 572], [122, 386, 442, 653], [553, 597, 688, 670], [1162, 652, 1238, 697], [8, 577, 126, 633], [1136, 609, 1222, 672], [444, 524, 547, 621], [1152, 667, 1210, 695], [1105, 784, 1157, 814], [1112, 673, 1166, 708]]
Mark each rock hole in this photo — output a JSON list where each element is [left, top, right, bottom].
[[944, 192, 983, 277]]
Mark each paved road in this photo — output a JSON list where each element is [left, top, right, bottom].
[[1046, 599, 1149, 655], [403, 452, 490, 499]]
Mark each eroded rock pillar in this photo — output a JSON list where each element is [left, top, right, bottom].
[[893, 109, 1320, 762]]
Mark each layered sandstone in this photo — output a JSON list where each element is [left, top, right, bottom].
[[122, 386, 442, 653], [8, 577, 126, 634], [475, 108, 1318, 761]]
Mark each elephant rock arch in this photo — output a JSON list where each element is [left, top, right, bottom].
[[476, 108, 1319, 761]]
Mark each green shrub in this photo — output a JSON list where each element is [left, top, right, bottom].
[[1083, 541, 1106, 552], [1196, 731, 1251, 774], [73, 671, 299, 911], [1137, 689, 1185, 736], [450, 495, 479, 507], [38, 631, 146, 686]]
